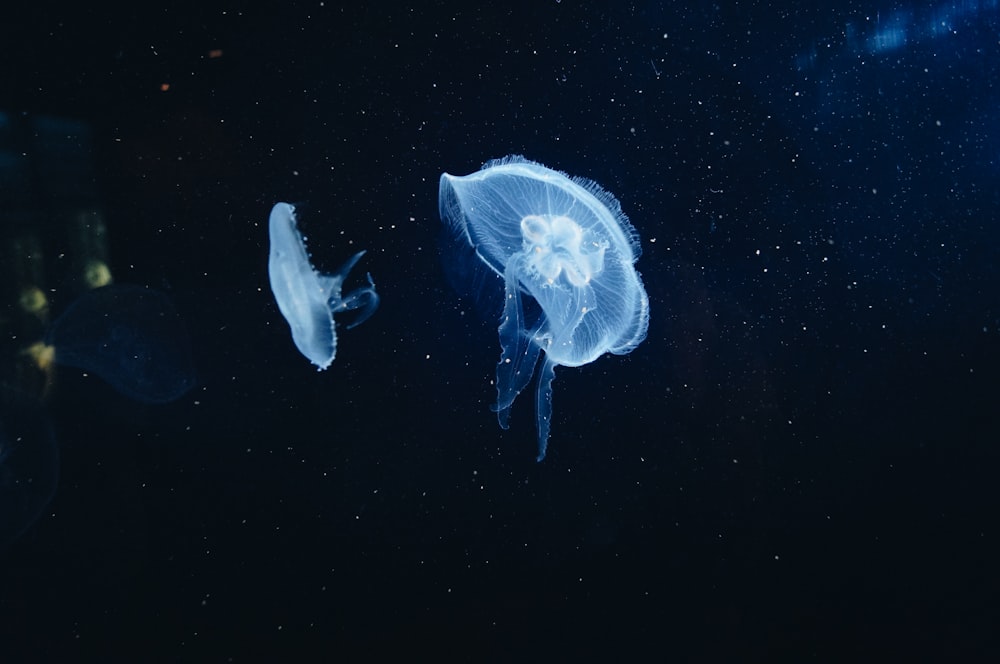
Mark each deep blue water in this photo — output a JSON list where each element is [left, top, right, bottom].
[[1, 1, 998, 660]]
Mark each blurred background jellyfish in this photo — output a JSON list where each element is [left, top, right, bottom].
[[439, 156, 649, 461], [0, 111, 195, 546], [36, 285, 196, 404]]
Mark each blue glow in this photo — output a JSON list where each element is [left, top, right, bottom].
[[439, 156, 649, 461], [797, 0, 1000, 67]]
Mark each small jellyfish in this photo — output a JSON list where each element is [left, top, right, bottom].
[[268, 202, 379, 370], [439, 156, 649, 461]]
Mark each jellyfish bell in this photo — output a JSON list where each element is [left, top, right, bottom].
[[439, 155, 650, 461]]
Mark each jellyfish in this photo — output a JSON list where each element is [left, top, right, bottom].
[[38, 284, 196, 404], [268, 202, 379, 370], [0, 285, 192, 546], [439, 155, 649, 461]]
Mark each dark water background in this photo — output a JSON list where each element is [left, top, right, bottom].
[[1, 1, 998, 660]]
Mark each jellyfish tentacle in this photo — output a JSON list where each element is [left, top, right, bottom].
[[493, 253, 543, 427]]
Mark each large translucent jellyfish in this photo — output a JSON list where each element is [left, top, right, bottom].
[[439, 155, 650, 461], [268, 202, 379, 370]]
